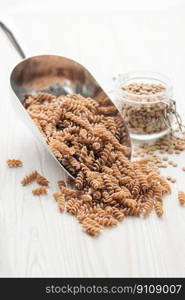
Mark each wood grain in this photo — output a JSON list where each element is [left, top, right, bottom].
[[0, 2, 185, 277]]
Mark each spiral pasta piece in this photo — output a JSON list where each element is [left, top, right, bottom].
[[66, 199, 82, 216], [32, 186, 47, 196], [82, 217, 103, 236], [75, 171, 84, 189], [7, 159, 23, 168], [154, 201, 163, 217], [21, 171, 38, 186], [122, 198, 137, 208], [57, 180, 66, 190], [96, 217, 118, 227], [178, 191, 185, 205], [36, 173, 49, 186], [142, 199, 154, 217], [111, 208, 125, 221], [53, 192, 65, 212]]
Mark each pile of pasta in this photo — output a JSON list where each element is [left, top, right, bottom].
[[24, 92, 171, 236]]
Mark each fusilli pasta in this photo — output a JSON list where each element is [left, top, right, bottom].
[[32, 186, 47, 195], [7, 159, 23, 167], [25, 92, 171, 236], [21, 171, 38, 186]]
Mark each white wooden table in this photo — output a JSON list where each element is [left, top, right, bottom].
[[0, 0, 185, 277]]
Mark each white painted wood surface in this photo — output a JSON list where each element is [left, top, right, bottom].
[[0, 0, 185, 277]]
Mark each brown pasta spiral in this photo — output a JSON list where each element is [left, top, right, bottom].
[[66, 199, 82, 216], [36, 173, 49, 186], [53, 192, 65, 212], [96, 217, 118, 227], [32, 186, 47, 196], [178, 191, 185, 205], [82, 217, 103, 236], [21, 171, 38, 186], [57, 180, 66, 190], [7, 159, 23, 168], [154, 201, 163, 217], [142, 199, 154, 217], [111, 208, 125, 221]]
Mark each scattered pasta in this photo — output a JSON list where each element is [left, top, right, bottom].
[[24, 92, 172, 236], [178, 191, 185, 205], [57, 180, 66, 191], [7, 159, 23, 168], [154, 201, 163, 217], [36, 172, 49, 186], [53, 192, 65, 212], [32, 186, 47, 196], [21, 171, 38, 186]]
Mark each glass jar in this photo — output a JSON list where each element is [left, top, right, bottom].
[[114, 71, 175, 140]]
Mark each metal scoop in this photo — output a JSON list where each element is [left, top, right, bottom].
[[1, 22, 131, 179]]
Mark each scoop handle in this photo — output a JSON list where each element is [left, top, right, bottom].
[[0, 21, 26, 59]]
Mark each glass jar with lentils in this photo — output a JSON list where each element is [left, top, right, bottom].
[[115, 71, 175, 140]]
